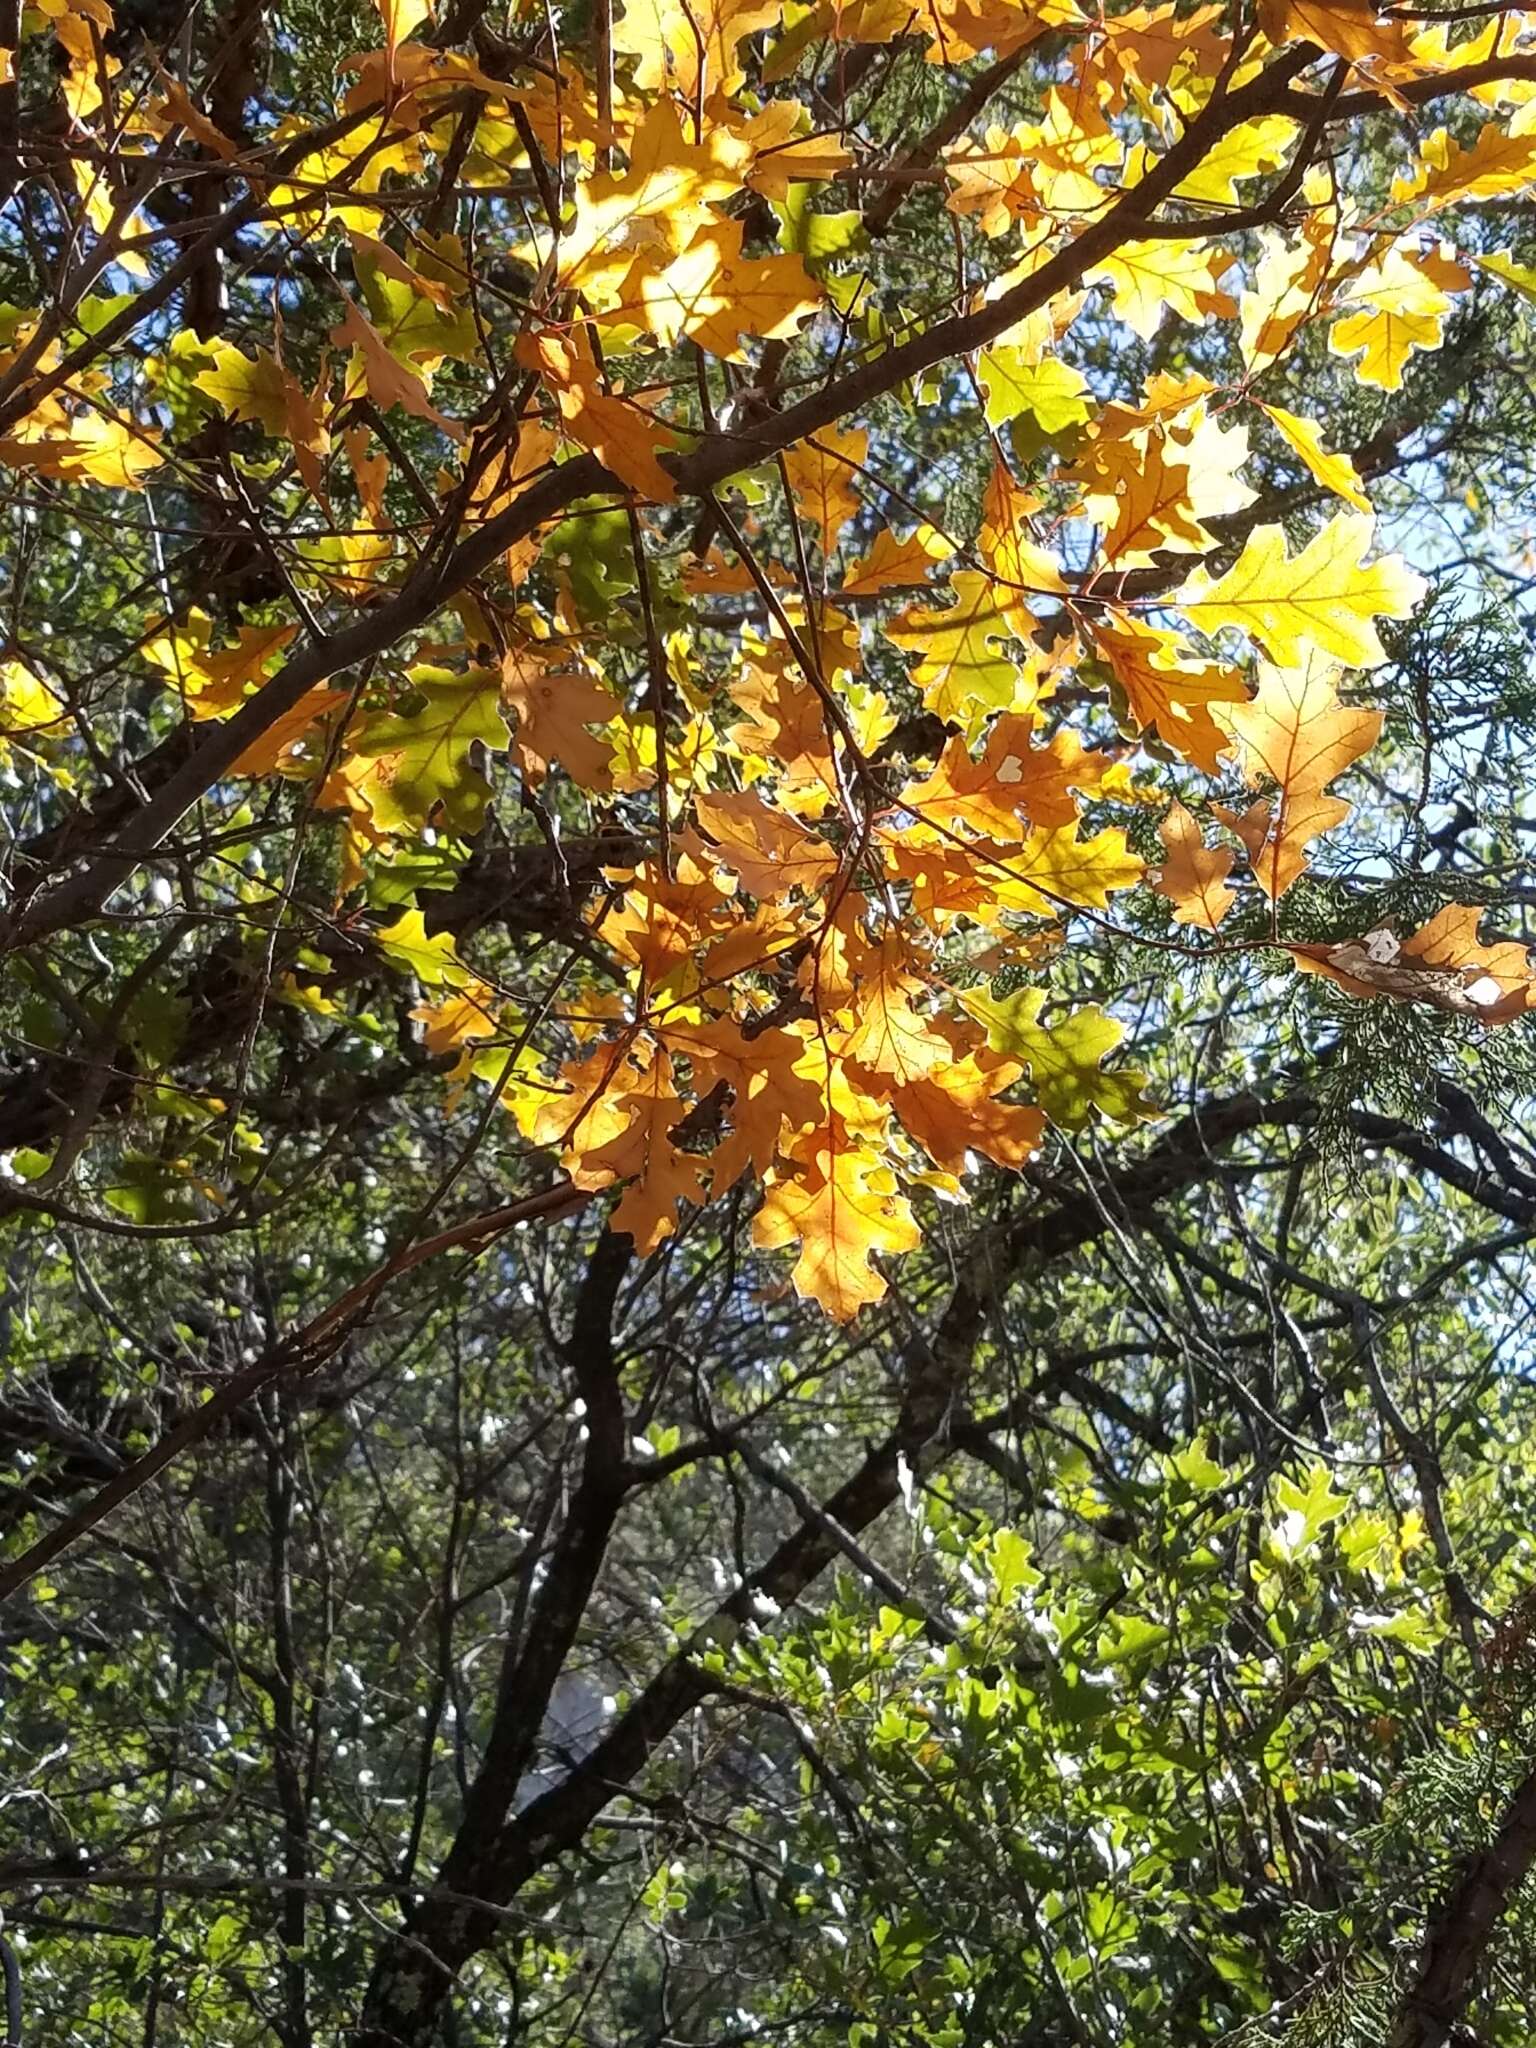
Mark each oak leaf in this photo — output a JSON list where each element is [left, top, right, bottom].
[[837, 523, 952, 596], [1328, 246, 1464, 391], [884, 571, 1024, 725], [1216, 657, 1383, 897], [959, 985, 1154, 1128], [575, 1052, 711, 1253], [1401, 109, 1536, 210], [632, 221, 820, 360], [781, 425, 866, 554], [1255, 0, 1414, 68], [346, 667, 510, 835], [332, 298, 464, 440], [374, 907, 471, 987], [501, 641, 618, 790], [518, 331, 678, 500], [1258, 402, 1371, 514], [753, 1138, 922, 1320], [900, 719, 1107, 840], [1292, 907, 1536, 1021], [613, 0, 779, 104], [1089, 617, 1249, 774], [695, 789, 838, 900], [1176, 513, 1422, 670], [1088, 239, 1235, 341], [1152, 799, 1236, 929], [895, 1055, 1046, 1172]]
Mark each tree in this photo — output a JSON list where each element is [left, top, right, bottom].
[[7, 0, 1536, 2039]]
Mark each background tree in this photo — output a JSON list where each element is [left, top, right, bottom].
[[6, 0, 1536, 2041]]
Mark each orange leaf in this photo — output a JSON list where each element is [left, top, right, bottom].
[[1216, 659, 1382, 898], [781, 425, 866, 554], [501, 641, 617, 790], [1152, 799, 1236, 930], [695, 789, 838, 899], [331, 299, 464, 441], [1292, 906, 1536, 1021], [517, 331, 677, 501], [753, 1135, 921, 1320]]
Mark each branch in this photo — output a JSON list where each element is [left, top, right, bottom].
[[1390, 1761, 1536, 2048], [0, 1181, 591, 1604]]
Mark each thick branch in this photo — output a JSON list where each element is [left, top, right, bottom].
[[1390, 1761, 1536, 2048]]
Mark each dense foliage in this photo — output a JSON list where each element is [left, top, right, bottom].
[[7, 0, 1536, 2039]]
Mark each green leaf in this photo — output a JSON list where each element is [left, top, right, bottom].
[[990, 1527, 1041, 1601], [773, 184, 863, 267], [355, 233, 480, 365], [205, 1913, 244, 1966], [1268, 1462, 1350, 1561], [544, 505, 638, 624], [348, 667, 509, 835], [373, 908, 470, 988], [959, 985, 1155, 1128], [1097, 1611, 1171, 1666], [1166, 1437, 1230, 1494], [977, 346, 1093, 437]]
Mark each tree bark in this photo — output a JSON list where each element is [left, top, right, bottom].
[[1390, 1762, 1536, 2048]]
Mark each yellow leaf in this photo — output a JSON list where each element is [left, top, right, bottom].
[[977, 347, 1093, 436], [996, 822, 1143, 915], [412, 985, 500, 1055], [4, 408, 164, 489], [378, 0, 431, 60], [1083, 429, 1214, 568], [1258, 402, 1371, 514], [1088, 239, 1236, 341], [573, 1052, 710, 1254], [631, 220, 820, 361], [895, 1056, 1045, 1172], [1176, 512, 1423, 669], [1175, 116, 1300, 205], [1400, 107, 1536, 210], [346, 667, 510, 835], [901, 718, 1107, 839], [832, 953, 955, 1084], [0, 659, 67, 758], [549, 100, 742, 307], [884, 570, 1024, 724], [837, 523, 952, 595], [979, 456, 1067, 604], [945, 124, 1039, 238], [613, 0, 779, 103], [332, 298, 464, 440], [193, 339, 292, 435], [1240, 223, 1331, 372], [374, 908, 471, 988], [1328, 245, 1462, 391], [733, 102, 854, 196], [695, 789, 838, 899], [143, 611, 299, 718]]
